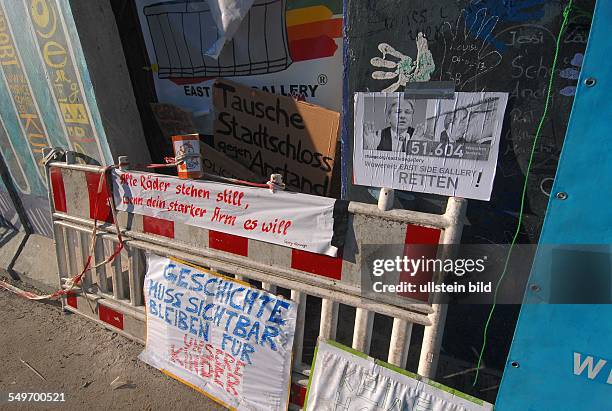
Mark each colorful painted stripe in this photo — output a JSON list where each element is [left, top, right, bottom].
[[286, 5, 333, 26], [286, 18, 342, 41], [289, 36, 338, 62]]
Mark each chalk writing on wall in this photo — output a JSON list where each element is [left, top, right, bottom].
[[345, 0, 594, 245]]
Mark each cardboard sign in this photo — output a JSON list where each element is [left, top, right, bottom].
[[139, 254, 296, 410], [136, 0, 343, 116], [112, 169, 340, 256], [202, 144, 262, 182], [353, 92, 508, 201], [149, 102, 260, 181], [213, 79, 340, 196], [306, 340, 494, 411], [150, 103, 198, 137]]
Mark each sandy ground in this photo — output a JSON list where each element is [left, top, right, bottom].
[[0, 281, 225, 410]]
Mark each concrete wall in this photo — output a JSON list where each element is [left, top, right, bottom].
[[0, 0, 150, 289]]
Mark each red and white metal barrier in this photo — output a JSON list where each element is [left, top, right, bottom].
[[44, 150, 466, 409]]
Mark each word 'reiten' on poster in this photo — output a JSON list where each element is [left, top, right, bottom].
[[353, 92, 508, 201], [213, 79, 340, 196]]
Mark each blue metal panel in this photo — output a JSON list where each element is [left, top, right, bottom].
[[496, 1, 612, 409]]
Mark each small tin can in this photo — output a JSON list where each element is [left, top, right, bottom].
[[172, 134, 203, 179]]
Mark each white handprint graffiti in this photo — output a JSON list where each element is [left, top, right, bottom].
[[440, 8, 502, 90], [370, 32, 436, 92]]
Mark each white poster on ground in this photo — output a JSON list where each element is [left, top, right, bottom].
[[306, 340, 494, 411], [353, 92, 508, 201], [139, 254, 297, 410], [135, 0, 343, 117], [111, 169, 339, 256]]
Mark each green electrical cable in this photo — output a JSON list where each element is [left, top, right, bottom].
[[472, 0, 574, 387]]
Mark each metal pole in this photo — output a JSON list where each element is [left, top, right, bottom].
[[319, 299, 339, 340], [378, 188, 394, 211], [388, 318, 413, 368], [352, 308, 374, 353]]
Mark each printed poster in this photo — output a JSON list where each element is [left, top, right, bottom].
[[111, 169, 341, 256], [136, 0, 343, 116], [353, 92, 508, 201], [306, 340, 494, 411], [139, 254, 297, 410]]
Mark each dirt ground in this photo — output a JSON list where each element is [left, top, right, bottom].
[[0, 281, 225, 410]]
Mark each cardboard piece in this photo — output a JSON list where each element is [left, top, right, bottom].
[[150, 103, 198, 136], [150, 102, 262, 182], [213, 79, 340, 196], [201, 144, 262, 182]]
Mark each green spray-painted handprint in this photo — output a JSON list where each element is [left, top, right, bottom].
[[370, 32, 435, 92]]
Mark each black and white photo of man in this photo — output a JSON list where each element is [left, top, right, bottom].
[[439, 108, 469, 143], [435, 98, 500, 145], [363, 99, 427, 152]]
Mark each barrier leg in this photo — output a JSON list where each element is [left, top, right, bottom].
[[128, 246, 144, 306], [418, 196, 467, 378], [388, 318, 413, 368], [291, 290, 307, 366], [319, 299, 338, 340], [352, 308, 374, 353]]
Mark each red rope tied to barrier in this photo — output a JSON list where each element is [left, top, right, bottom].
[[0, 166, 125, 300], [143, 156, 284, 191], [1, 155, 286, 300]]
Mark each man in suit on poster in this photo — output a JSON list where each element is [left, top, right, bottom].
[[439, 108, 470, 144], [364, 100, 427, 152]]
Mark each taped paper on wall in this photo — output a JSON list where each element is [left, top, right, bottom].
[[203, 0, 256, 58], [112, 169, 342, 256], [353, 92, 508, 200], [305, 340, 494, 411], [139, 254, 296, 410]]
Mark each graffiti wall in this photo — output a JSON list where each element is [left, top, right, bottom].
[[344, 0, 594, 245], [0, 0, 113, 237], [343, 0, 594, 399]]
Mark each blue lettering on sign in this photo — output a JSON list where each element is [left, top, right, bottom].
[[163, 263, 178, 282], [147, 260, 296, 365], [269, 299, 290, 325]]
